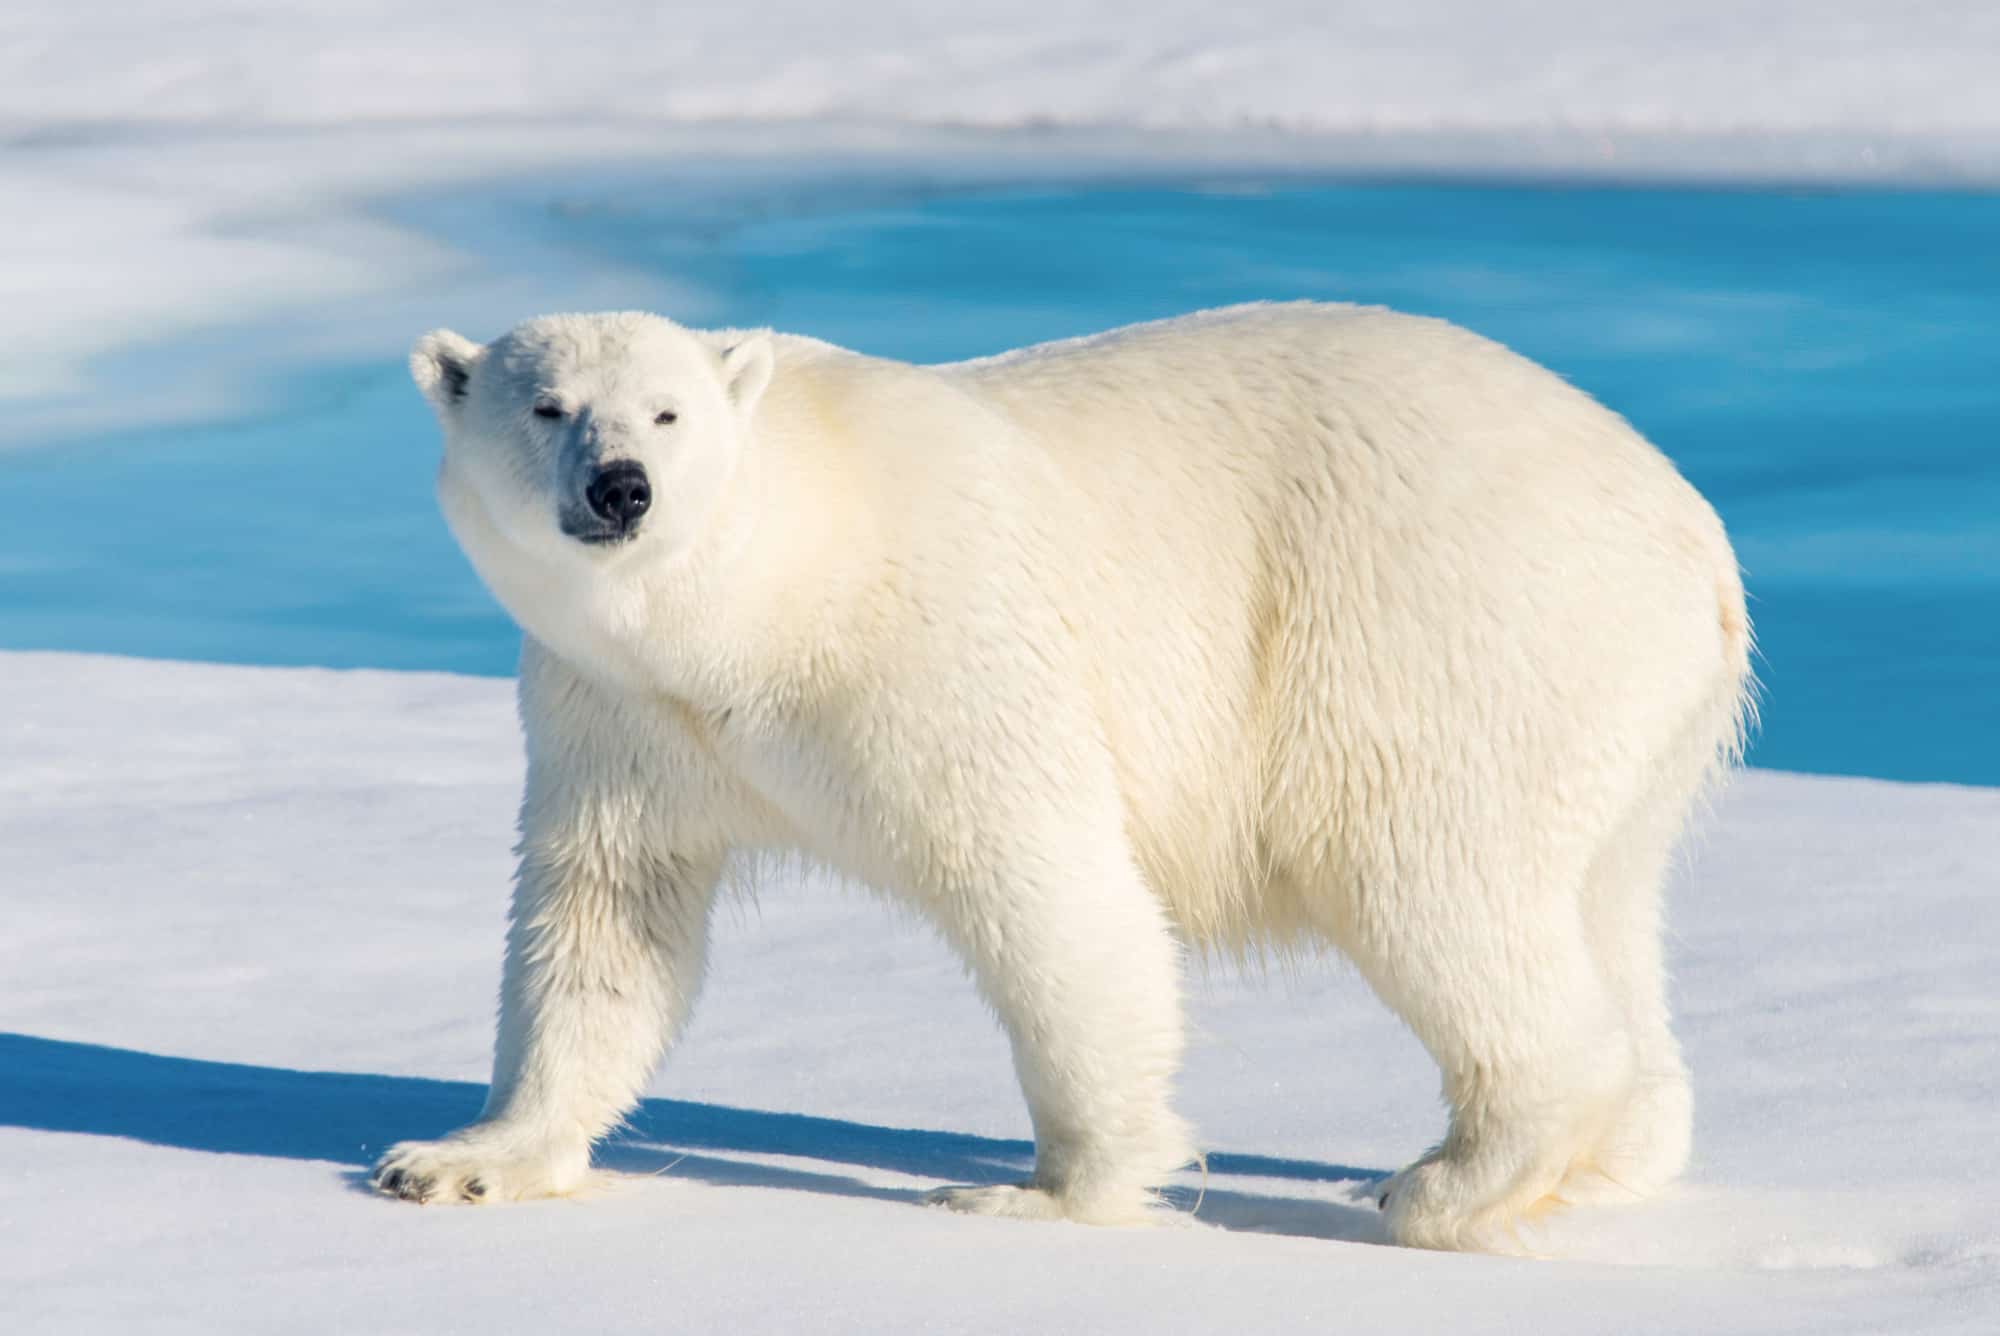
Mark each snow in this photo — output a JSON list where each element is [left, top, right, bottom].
[[8, 2, 1998, 142], [4, 650, 1997, 1331]]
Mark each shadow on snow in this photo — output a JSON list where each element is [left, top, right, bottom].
[[0, 1031, 1389, 1243]]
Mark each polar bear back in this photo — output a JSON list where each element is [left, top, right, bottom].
[[818, 304, 1737, 946]]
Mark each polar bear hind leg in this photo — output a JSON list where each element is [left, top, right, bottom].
[[1561, 792, 1697, 1206], [1564, 678, 1745, 1204], [1355, 848, 1639, 1251]]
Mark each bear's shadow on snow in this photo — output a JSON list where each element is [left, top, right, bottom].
[[0, 1032, 1389, 1245]]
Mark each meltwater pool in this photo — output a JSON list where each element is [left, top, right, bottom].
[[2, 175, 1995, 784]]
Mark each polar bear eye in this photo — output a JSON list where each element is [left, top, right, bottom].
[[532, 400, 564, 420], [654, 409, 678, 425]]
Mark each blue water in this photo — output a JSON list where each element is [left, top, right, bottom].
[[3, 176, 1996, 784]]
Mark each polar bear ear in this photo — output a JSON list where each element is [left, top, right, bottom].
[[719, 334, 773, 418], [410, 329, 482, 416]]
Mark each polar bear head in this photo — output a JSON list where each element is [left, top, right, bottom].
[[411, 313, 773, 580]]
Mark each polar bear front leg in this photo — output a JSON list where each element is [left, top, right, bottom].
[[371, 836, 723, 1207], [924, 834, 1197, 1225]]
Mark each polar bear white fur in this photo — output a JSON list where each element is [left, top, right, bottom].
[[375, 302, 1752, 1251]]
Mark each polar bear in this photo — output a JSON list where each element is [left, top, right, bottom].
[[374, 302, 1752, 1250]]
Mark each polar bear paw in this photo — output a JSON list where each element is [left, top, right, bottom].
[[1376, 1152, 1533, 1252], [370, 1131, 589, 1206], [1574, 1070, 1692, 1201]]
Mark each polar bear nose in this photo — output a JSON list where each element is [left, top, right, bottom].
[[585, 461, 652, 528]]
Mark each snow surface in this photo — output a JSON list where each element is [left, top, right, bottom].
[[4, 650, 1997, 1332], [9, 2, 1999, 142]]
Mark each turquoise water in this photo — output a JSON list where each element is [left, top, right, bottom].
[[3, 176, 1996, 784]]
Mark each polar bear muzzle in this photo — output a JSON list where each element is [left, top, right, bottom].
[[570, 460, 652, 543]]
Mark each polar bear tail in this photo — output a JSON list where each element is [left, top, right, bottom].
[[1714, 559, 1759, 773]]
